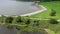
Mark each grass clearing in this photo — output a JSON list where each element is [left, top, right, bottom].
[[31, 1, 60, 19]]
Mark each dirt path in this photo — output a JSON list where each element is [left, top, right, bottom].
[[44, 29, 56, 34], [0, 23, 26, 26], [44, 29, 50, 34]]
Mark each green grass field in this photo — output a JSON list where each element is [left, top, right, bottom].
[[30, 1, 60, 34], [31, 1, 60, 19]]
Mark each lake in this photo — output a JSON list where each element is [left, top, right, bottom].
[[0, 0, 40, 16]]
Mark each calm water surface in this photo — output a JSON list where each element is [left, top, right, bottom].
[[0, 0, 40, 16]]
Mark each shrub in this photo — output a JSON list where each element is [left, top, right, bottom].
[[50, 9, 56, 16], [5, 17, 13, 23], [33, 20, 40, 27], [49, 18, 59, 24], [16, 16, 23, 23], [25, 19, 31, 25]]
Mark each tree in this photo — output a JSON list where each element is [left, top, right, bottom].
[[25, 19, 31, 25], [38, 0, 52, 2], [16, 16, 23, 23], [50, 9, 56, 16], [33, 20, 40, 27], [5, 17, 13, 23], [49, 18, 59, 24]]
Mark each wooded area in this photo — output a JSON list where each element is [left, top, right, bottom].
[[16, 0, 60, 2], [37, 0, 60, 2]]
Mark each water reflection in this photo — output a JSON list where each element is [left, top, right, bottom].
[[0, 25, 46, 34], [0, 25, 17, 34]]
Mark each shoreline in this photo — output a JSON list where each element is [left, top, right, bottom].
[[20, 5, 47, 16], [0, 5, 47, 17]]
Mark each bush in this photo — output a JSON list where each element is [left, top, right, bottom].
[[16, 16, 23, 23], [38, 0, 60, 2], [33, 20, 40, 27], [5, 17, 13, 23], [25, 19, 31, 25], [49, 18, 59, 24], [50, 9, 56, 16]]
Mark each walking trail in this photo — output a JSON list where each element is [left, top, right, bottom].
[[44, 29, 56, 34]]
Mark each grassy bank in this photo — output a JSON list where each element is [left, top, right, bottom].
[[31, 1, 60, 19], [0, 16, 47, 34], [0, 15, 60, 34], [30, 1, 60, 34]]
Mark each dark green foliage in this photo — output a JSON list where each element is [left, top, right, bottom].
[[33, 20, 40, 27], [16, 0, 60, 2], [16, 16, 23, 23], [38, 0, 52, 2], [38, 0, 60, 2], [16, 26, 21, 30], [50, 9, 56, 16], [49, 18, 59, 24], [5, 17, 13, 23], [52, 0, 60, 1], [25, 19, 31, 25]]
